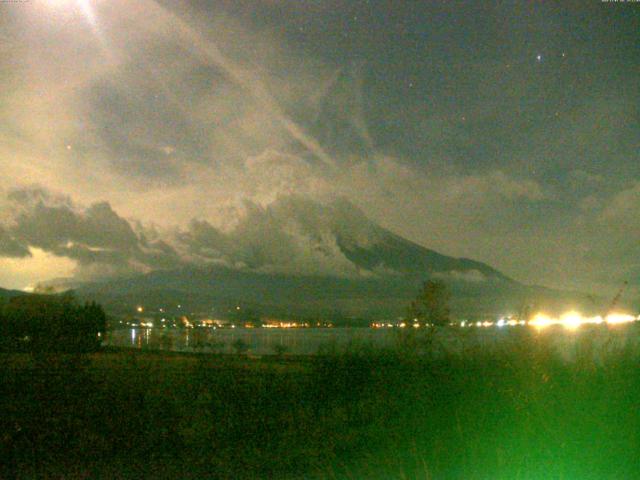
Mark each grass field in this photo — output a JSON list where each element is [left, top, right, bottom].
[[1, 329, 640, 479]]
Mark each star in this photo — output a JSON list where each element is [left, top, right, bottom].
[[536, 54, 543, 62]]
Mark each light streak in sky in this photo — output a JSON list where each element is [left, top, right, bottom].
[[41, 0, 114, 62]]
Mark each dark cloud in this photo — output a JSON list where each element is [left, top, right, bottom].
[[11, 191, 137, 257], [178, 219, 231, 262], [2, 187, 373, 278], [0, 226, 30, 258], [3, 187, 181, 277]]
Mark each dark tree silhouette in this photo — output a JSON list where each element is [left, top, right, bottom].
[[0, 293, 106, 352], [409, 280, 451, 327]]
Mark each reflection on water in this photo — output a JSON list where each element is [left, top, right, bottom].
[[109, 327, 384, 356], [105, 324, 640, 359]]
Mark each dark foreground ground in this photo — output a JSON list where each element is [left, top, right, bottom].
[[1, 329, 640, 479]]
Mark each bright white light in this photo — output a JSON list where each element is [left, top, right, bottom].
[[560, 311, 583, 330], [526, 310, 638, 330], [605, 313, 636, 325], [77, 0, 97, 26], [41, 0, 97, 24], [529, 313, 553, 329]]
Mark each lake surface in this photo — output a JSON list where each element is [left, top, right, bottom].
[[105, 324, 640, 360]]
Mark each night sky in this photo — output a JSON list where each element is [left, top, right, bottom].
[[0, 0, 638, 295]]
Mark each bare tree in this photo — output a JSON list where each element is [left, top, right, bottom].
[[410, 280, 451, 327]]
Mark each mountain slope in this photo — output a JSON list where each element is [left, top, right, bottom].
[[64, 196, 596, 320], [337, 229, 508, 280], [76, 263, 597, 321], [192, 195, 512, 281], [0, 287, 27, 302]]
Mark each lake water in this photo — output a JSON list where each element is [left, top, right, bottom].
[[105, 324, 640, 360]]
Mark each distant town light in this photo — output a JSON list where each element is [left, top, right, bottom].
[[560, 311, 582, 330], [529, 313, 553, 329], [605, 313, 636, 325]]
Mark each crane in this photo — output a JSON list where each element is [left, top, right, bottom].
[[604, 281, 628, 318]]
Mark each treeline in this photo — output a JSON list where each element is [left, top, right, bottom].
[[0, 293, 106, 352]]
